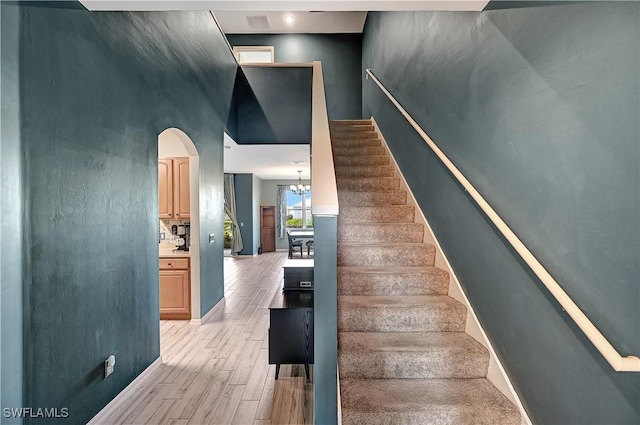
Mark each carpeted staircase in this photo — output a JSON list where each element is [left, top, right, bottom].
[[331, 120, 522, 425]]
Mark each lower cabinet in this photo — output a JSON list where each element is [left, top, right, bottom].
[[159, 257, 190, 320]]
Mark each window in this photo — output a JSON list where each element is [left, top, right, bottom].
[[286, 191, 312, 229], [233, 46, 274, 64]]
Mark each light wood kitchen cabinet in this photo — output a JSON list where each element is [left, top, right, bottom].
[[173, 157, 190, 219], [158, 159, 173, 219], [158, 157, 190, 219], [159, 257, 190, 320]]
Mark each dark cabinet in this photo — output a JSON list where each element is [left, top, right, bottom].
[[268, 291, 314, 379], [283, 259, 314, 290]]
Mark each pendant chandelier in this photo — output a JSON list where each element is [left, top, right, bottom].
[[290, 170, 311, 195]]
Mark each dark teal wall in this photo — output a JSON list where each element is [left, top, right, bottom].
[[228, 34, 362, 120], [235, 174, 255, 255], [1, 3, 24, 422], [363, 4, 639, 424], [236, 66, 312, 144], [313, 216, 338, 425], [14, 3, 236, 424]]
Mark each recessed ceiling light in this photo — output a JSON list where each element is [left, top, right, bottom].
[[283, 14, 295, 24], [291, 160, 306, 165]]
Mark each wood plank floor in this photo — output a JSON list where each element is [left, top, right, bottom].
[[104, 252, 313, 425]]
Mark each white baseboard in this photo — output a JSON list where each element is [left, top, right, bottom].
[[198, 296, 226, 324], [371, 116, 532, 425], [87, 356, 163, 425]]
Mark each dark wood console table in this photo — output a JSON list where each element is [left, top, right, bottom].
[[268, 291, 314, 379]]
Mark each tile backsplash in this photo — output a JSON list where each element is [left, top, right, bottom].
[[159, 219, 190, 245]]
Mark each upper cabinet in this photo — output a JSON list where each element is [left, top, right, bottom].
[[158, 157, 190, 220]]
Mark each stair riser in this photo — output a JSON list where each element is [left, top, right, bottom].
[[331, 131, 379, 140], [332, 138, 381, 148], [338, 305, 465, 332], [341, 409, 521, 425], [330, 124, 374, 132], [339, 351, 489, 379], [333, 146, 386, 157], [340, 206, 415, 223], [338, 269, 448, 296], [337, 245, 435, 267], [338, 223, 424, 244], [331, 120, 371, 126], [338, 191, 407, 206], [337, 178, 400, 192], [334, 165, 394, 178], [334, 155, 390, 166]]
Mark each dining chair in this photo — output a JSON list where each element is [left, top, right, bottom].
[[288, 232, 304, 259], [306, 240, 314, 257]]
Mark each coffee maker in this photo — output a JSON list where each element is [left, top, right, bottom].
[[177, 223, 191, 251]]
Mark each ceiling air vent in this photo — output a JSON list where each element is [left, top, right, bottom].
[[246, 15, 270, 31]]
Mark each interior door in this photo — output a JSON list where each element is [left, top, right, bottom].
[[261, 206, 276, 252]]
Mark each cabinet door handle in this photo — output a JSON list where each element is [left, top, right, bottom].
[[167, 263, 172, 266]]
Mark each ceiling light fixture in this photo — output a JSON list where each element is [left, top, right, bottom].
[[291, 160, 306, 165], [290, 170, 310, 196], [283, 13, 295, 24]]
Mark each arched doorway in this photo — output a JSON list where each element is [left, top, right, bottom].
[[158, 128, 201, 326]]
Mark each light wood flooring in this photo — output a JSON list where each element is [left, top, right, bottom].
[[102, 251, 313, 425]]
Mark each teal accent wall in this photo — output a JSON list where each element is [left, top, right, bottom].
[[1, 3, 24, 422], [312, 216, 338, 425], [236, 66, 312, 144], [363, 4, 639, 424], [9, 3, 237, 423], [235, 173, 255, 256], [228, 34, 362, 120]]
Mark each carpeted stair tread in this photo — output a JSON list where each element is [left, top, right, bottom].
[[332, 119, 521, 424], [337, 176, 400, 191], [331, 119, 372, 126], [338, 222, 424, 243], [332, 138, 382, 148], [340, 205, 415, 223], [338, 331, 489, 379], [338, 295, 466, 332], [334, 154, 390, 166], [338, 191, 407, 206], [333, 145, 386, 157], [331, 131, 379, 139], [340, 378, 521, 425], [334, 164, 394, 177], [338, 243, 435, 267], [337, 266, 449, 295]]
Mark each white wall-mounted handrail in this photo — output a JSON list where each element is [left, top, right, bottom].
[[365, 68, 640, 372], [312, 61, 339, 216]]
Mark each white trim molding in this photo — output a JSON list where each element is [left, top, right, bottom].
[[87, 357, 163, 425]]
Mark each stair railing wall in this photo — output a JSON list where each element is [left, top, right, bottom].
[[365, 68, 640, 373], [312, 61, 340, 424]]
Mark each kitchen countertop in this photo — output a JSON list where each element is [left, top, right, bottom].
[[159, 247, 191, 258]]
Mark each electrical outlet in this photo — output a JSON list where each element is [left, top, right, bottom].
[[209, 233, 215, 244], [104, 355, 116, 379]]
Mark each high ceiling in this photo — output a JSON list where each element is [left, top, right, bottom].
[[216, 11, 367, 34], [78, 0, 489, 180]]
